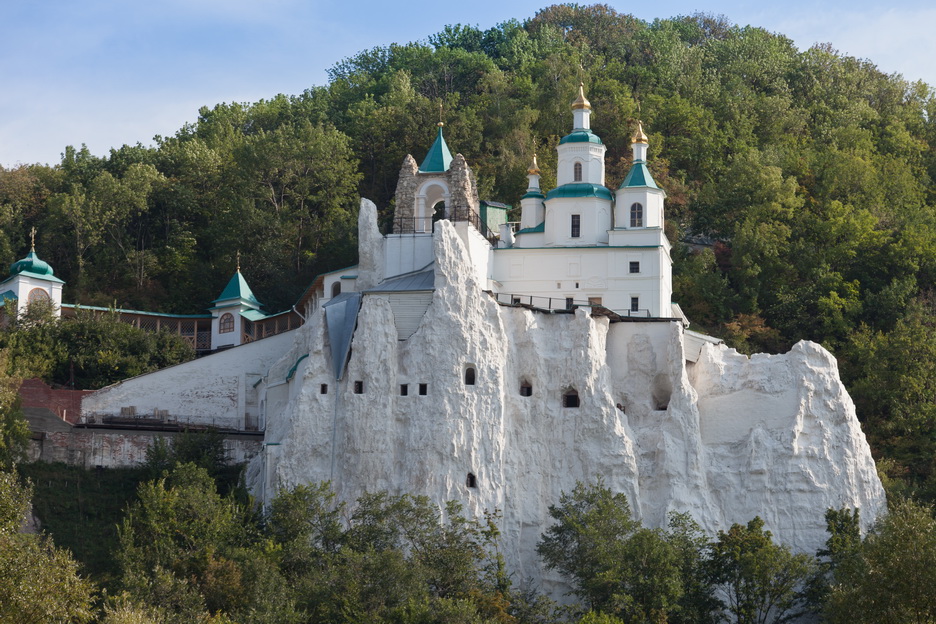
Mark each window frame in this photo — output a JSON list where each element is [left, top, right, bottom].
[[570, 214, 581, 238], [219, 312, 235, 334], [630, 202, 643, 227]]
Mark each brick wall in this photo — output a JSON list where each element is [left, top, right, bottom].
[[19, 378, 94, 424]]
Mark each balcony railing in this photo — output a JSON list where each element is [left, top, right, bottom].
[[389, 210, 499, 245], [490, 292, 651, 318]]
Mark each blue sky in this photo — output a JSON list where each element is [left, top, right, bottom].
[[2, 0, 934, 168]]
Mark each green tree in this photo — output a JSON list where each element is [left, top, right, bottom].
[[0, 351, 29, 469], [709, 517, 814, 624]]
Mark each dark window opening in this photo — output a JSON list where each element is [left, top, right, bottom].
[[631, 297, 639, 312], [331, 281, 342, 297], [512, 297, 521, 305], [466, 472, 478, 488], [571, 214, 581, 238], [464, 367, 476, 385], [565, 297, 574, 310], [520, 381, 533, 397], [573, 162, 583, 182], [419, 383, 428, 396], [320, 384, 328, 395], [629, 261, 640, 274], [353, 380, 364, 394], [630, 202, 643, 227], [563, 389, 580, 408], [400, 384, 409, 396]]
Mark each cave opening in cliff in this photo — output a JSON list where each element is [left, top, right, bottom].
[[563, 389, 580, 408], [464, 366, 476, 385], [520, 380, 533, 397], [466, 472, 477, 488]]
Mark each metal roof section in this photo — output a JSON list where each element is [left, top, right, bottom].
[[0, 269, 65, 286], [546, 183, 613, 201], [0, 290, 16, 302], [323, 292, 363, 380], [515, 222, 545, 235], [619, 161, 660, 190], [364, 266, 435, 293], [419, 125, 453, 173], [558, 130, 603, 145], [212, 271, 262, 308], [59, 303, 212, 319]]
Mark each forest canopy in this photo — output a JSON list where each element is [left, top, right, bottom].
[[3, 4, 936, 491]]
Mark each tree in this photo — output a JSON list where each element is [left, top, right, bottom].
[[537, 480, 688, 621], [824, 501, 936, 624], [709, 517, 814, 624], [0, 351, 29, 469], [0, 472, 96, 623]]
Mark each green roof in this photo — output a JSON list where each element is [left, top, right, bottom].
[[10, 249, 55, 277], [0, 290, 16, 302], [419, 126, 453, 173], [546, 183, 613, 201], [558, 130, 603, 145], [619, 161, 659, 189], [0, 269, 64, 286], [212, 271, 262, 309], [521, 191, 545, 200], [516, 222, 545, 234]]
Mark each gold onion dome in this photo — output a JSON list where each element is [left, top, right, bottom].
[[527, 153, 540, 175], [632, 121, 648, 144], [571, 82, 591, 110]]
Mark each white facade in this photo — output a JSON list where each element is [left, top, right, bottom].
[[496, 87, 673, 317]]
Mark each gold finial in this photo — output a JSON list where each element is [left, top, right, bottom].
[[528, 152, 540, 175], [236, 250, 241, 272], [29, 227, 36, 251], [632, 121, 648, 145], [438, 102, 444, 127], [571, 81, 591, 111]]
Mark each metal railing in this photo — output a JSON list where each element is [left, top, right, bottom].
[[389, 210, 499, 246], [490, 292, 652, 318]]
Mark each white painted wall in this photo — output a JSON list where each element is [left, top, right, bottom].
[[82, 331, 295, 430], [384, 234, 434, 279]]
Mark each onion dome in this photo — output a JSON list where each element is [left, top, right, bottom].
[[571, 82, 591, 111], [632, 121, 649, 144], [528, 153, 541, 175], [10, 249, 54, 277]]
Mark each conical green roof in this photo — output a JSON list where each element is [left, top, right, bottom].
[[619, 161, 659, 190], [419, 125, 453, 173], [211, 270, 262, 309]]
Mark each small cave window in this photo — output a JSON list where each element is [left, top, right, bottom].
[[400, 384, 409, 396], [331, 281, 342, 297], [520, 380, 533, 397], [563, 389, 580, 408], [466, 472, 478, 488], [630, 202, 644, 227], [219, 313, 235, 334], [573, 162, 583, 182], [353, 380, 364, 394], [419, 383, 428, 396], [464, 367, 476, 386], [320, 384, 328, 395]]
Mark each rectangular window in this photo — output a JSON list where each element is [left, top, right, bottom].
[[570, 214, 581, 238], [320, 384, 328, 395], [353, 380, 364, 394], [630, 297, 639, 312], [400, 384, 408, 396], [418, 383, 428, 396], [565, 297, 574, 310], [629, 261, 640, 274]]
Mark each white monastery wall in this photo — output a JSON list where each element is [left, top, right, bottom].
[[247, 214, 886, 586], [82, 331, 294, 430]]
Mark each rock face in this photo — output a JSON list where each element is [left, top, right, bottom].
[[248, 219, 886, 587]]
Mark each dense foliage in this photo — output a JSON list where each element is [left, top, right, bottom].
[[3, 4, 934, 491]]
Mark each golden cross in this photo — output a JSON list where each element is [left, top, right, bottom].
[[30, 227, 36, 250]]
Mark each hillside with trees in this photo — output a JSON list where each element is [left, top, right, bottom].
[[3, 4, 936, 619]]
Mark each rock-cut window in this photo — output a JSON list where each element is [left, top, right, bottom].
[[630, 203, 643, 227], [563, 389, 580, 408], [573, 162, 583, 182], [219, 313, 235, 334], [464, 367, 476, 386]]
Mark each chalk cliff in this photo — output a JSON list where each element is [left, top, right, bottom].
[[248, 209, 886, 584]]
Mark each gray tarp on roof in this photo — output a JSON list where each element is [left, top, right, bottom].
[[323, 292, 362, 380], [363, 268, 435, 293]]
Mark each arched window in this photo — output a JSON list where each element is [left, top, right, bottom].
[[464, 367, 476, 386], [331, 281, 341, 298], [573, 162, 583, 182], [466, 472, 478, 488], [219, 313, 235, 333], [27, 288, 50, 303], [630, 203, 643, 227], [563, 388, 580, 408]]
